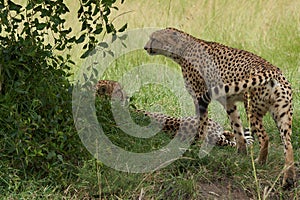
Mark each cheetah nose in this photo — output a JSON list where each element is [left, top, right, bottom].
[[144, 45, 152, 54], [144, 40, 152, 52], [144, 44, 151, 51]]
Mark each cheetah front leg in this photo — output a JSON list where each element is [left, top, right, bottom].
[[244, 92, 270, 164], [225, 104, 247, 154]]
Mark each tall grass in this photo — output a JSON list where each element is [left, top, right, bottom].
[[4, 0, 299, 199], [98, 0, 300, 133], [87, 0, 300, 199]]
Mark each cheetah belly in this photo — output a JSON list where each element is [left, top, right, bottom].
[[216, 93, 244, 106]]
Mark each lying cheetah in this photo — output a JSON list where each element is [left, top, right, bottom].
[[144, 28, 295, 188], [95, 80, 253, 147]]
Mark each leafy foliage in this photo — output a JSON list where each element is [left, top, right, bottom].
[[0, 0, 126, 191], [77, 0, 128, 58]]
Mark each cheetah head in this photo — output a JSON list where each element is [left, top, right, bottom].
[[96, 80, 124, 98], [144, 28, 191, 58], [96, 80, 114, 97], [95, 80, 128, 105]]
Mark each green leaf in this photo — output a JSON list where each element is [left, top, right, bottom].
[[119, 34, 128, 40], [89, 36, 95, 42], [83, 73, 88, 81], [33, 5, 42, 12], [8, 0, 22, 12], [68, 36, 76, 43], [111, 34, 117, 42], [118, 23, 127, 32], [40, 8, 50, 18], [106, 24, 115, 34], [92, 6, 100, 16], [93, 24, 103, 34], [81, 49, 93, 58], [98, 42, 108, 48], [92, 68, 98, 77], [76, 34, 86, 44], [83, 43, 88, 49], [77, 5, 84, 18], [107, 50, 114, 57], [36, 23, 47, 30], [26, 2, 34, 10], [45, 44, 52, 49], [68, 60, 75, 65], [81, 20, 87, 31]]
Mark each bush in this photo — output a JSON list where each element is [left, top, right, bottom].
[[0, 0, 126, 189]]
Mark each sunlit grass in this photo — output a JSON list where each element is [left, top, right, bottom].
[[76, 0, 299, 198], [89, 0, 300, 199], [3, 0, 299, 199], [94, 0, 300, 116]]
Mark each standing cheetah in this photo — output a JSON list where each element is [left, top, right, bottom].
[[144, 28, 295, 188], [95, 80, 253, 147]]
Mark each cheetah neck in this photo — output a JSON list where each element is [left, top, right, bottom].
[[169, 37, 201, 66]]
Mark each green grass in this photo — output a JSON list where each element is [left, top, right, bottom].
[[2, 0, 300, 199]]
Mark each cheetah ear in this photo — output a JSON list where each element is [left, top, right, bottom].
[[166, 27, 174, 30], [166, 27, 179, 38]]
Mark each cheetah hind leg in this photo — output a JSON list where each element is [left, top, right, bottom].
[[270, 99, 296, 189]]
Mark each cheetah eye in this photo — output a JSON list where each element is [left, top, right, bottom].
[[151, 38, 158, 42]]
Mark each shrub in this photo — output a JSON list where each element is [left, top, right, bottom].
[[0, 0, 126, 189]]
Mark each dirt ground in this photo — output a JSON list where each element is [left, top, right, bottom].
[[196, 178, 299, 200], [197, 180, 251, 200]]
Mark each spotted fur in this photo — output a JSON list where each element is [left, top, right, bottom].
[[144, 27, 295, 188], [96, 80, 253, 147]]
